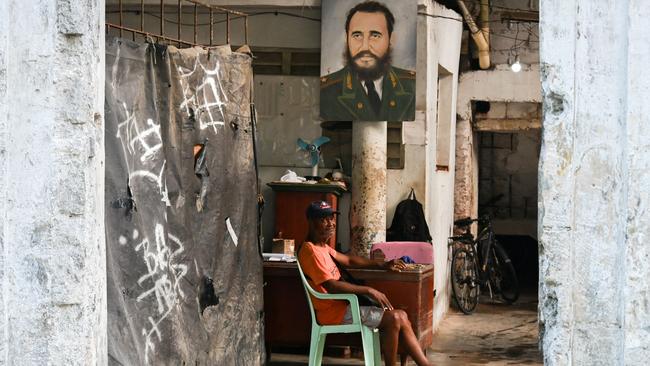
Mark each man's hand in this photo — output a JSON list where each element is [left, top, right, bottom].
[[383, 258, 407, 272], [366, 287, 394, 311]]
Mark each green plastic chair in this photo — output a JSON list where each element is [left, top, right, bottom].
[[296, 260, 382, 366]]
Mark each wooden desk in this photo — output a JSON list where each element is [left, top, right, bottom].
[[263, 262, 434, 350], [267, 182, 346, 249]]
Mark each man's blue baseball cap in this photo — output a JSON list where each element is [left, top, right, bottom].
[[306, 201, 340, 219]]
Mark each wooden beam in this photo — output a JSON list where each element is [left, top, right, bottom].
[[474, 118, 541, 132], [500, 10, 539, 23]]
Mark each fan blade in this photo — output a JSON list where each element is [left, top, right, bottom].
[[310, 152, 320, 167], [297, 138, 310, 150], [312, 136, 330, 148]]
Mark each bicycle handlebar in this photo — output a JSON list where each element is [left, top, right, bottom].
[[449, 233, 474, 243], [453, 214, 491, 227]]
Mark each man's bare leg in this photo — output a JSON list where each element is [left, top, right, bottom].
[[379, 310, 400, 365], [397, 313, 429, 366], [378, 310, 430, 366]]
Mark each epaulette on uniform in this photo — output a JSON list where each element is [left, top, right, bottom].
[[320, 75, 343, 89], [395, 68, 416, 80]]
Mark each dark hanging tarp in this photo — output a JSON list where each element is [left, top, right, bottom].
[[104, 37, 263, 365]]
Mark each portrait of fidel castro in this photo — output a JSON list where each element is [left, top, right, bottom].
[[320, 1, 416, 122]]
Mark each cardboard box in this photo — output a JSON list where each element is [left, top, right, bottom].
[[272, 239, 295, 255]]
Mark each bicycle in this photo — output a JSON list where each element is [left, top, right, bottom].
[[448, 215, 519, 314]]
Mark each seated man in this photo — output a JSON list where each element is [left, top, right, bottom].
[[298, 201, 432, 366]]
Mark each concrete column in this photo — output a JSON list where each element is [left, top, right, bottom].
[[0, 0, 106, 365], [350, 122, 387, 257], [453, 119, 476, 226], [622, 1, 650, 363], [539, 0, 650, 364]]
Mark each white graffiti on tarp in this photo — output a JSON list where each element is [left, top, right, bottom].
[[177, 58, 228, 134], [115, 101, 185, 364], [129, 161, 171, 207], [116, 102, 163, 162], [122, 224, 188, 365], [117, 103, 171, 207]]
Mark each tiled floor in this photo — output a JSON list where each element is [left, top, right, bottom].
[[269, 292, 542, 365]]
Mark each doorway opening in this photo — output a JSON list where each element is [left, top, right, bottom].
[[441, 101, 542, 364], [478, 128, 540, 292]]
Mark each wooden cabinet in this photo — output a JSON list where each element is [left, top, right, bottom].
[[263, 262, 434, 350], [267, 182, 346, 249]]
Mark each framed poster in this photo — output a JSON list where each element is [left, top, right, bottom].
[[320, 0, 417, 122]]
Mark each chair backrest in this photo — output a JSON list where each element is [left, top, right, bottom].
[[296, 260, 319, 324]]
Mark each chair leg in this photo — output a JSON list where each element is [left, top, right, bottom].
[[309, 327, 327, 366], [314, 333, 326, 366], [361, 327, 379, 366], [372, 329, 382, 366]]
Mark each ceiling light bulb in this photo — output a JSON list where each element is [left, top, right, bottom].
[[511, 60, 522, 73]]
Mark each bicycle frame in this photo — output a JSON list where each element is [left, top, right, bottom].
[[450, 214, 520, 308], [452, 216, 495, 284], [476, 222, 494, 278]]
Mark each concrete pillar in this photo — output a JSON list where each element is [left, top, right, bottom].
[[0, 0, 106, 365], [540, 0, 650, 364], [350, 122, 387, 257], [453, 118, 476, 227]]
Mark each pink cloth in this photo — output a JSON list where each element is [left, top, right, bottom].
[[370, 242, 433, 264]]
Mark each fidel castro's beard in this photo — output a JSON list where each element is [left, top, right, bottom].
[[345, 47, 392, 82]]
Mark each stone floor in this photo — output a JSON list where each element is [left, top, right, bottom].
[[269, 292, 541, 365]]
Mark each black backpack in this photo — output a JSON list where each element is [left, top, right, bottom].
[[387, 189, 432, 242]]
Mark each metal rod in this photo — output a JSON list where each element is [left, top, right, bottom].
[[140, 0, 144, 31], [209, 9, 213, 46], [193, 4, 197, 44], [226, 12, 230, 44], [106, 23, 199, 47], [119, 0, 123, 37], [107, 1, 249, 48], [177, 0, 182, 46], [184, 0, 247, 16], [160, 0, 164, 38], [245, 15, 249, 44]]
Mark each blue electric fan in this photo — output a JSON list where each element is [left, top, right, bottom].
[[297, 136, 330, 179]]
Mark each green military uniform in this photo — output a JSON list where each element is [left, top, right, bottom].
[[320, 66, 416, 122]]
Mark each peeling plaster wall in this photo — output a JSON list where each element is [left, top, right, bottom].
[[454, 120, 479, 231], [0, 0, 106, 365], [457, 65, 542, 121], [539, 0, 650, 364], [411, 1, 462, 331]]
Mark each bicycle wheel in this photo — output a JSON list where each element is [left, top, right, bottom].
[[450, 248, 480, 314], [488, 242, 519, 303]]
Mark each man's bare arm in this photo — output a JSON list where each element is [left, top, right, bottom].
[[332, 251, 407, 271], [322, 279, 393, 310]]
